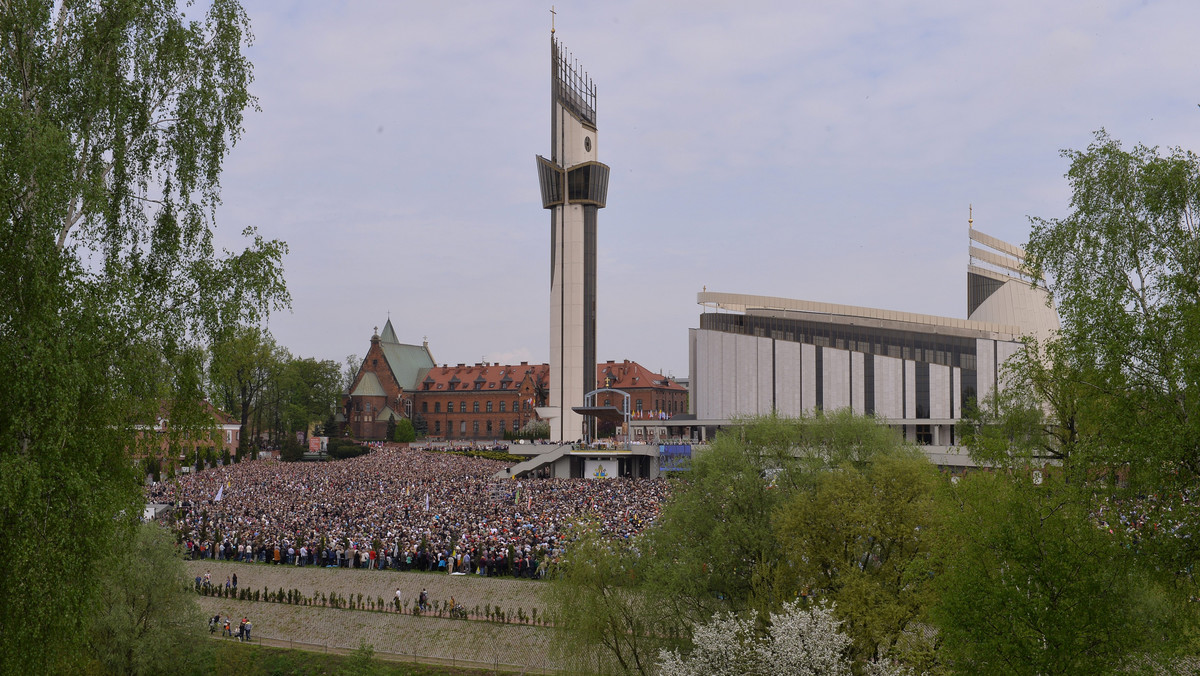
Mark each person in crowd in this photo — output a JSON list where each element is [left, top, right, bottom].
[[147, 445, 671, 578]]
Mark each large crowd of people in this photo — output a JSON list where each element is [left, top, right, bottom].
[[146, 445, 669, 577]]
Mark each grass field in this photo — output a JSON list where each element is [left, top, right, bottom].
[[187, 560, 564, 672], [207, 639, 511, 675]]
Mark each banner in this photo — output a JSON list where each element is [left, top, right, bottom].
[[584, 459, 617, 479]]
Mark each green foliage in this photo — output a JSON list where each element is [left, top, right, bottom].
[[85, 523, 209, 674], [547, 526, 674, 675], [0, 1, 285, 672], [411, 412, 427, 438], [646, 411, 911, 618], [342, 639, 380, 676], [207, 641, 465, 675], [327, 437, 369, 460], [771, 443, 940, 663], [932, 471, 1190, 674], [552, 413, 935, 674], [209, 325, 282, 453], [280, 437, 306, 462], [1026, 129, 1200, 492], [957, 338, 1102, 476], [393, 417, 416, 443]]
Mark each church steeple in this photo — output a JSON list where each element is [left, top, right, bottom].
[[380, 319, 399, 344]]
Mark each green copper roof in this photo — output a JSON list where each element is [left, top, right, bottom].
[[380, 342, 435, 390], [380, 319, 399, 344], [351, 371, 386, 397]]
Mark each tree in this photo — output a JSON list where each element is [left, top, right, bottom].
[[547, 525, 675, 675], [277, 355, 340, 439], [770, 444, 940, 663], [932, 471, 1188, 674], [1018, 129, 1200, 627], [209, 325, 279, 458], [657, 601, 908, 676], [572, 412, 939, 673], [411, 412, 427, 438], [85, 522, 209, 675], [0, 1, 284, 671], [645, 410, 917, 621], [956, 338, 1100, 474], [342, 639, 381, 676], [1026, 129, 1200, 494], [393, 417, 415, 443]]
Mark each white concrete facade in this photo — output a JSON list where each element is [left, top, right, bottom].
[[543, 37, 605, 442]]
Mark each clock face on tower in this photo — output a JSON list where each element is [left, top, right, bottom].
[[584, 136, 592, 152]]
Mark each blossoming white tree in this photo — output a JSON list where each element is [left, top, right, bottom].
[[657, 601, 909, 676]]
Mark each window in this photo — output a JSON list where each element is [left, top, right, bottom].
[[514, 400, 520, 411], [636, 399, 643, 413], [434, 421, 441, 434], [499, 401, 506, 412], [446, 420, 452, 436], [486, 401, 493, 412], [460, 402, 467, 413], [460, 421, 466, 434], [486, 420, 493, 434], [472, 421, 479, 435], [444, 401, 450, 413], [499, 420, 506, 432], [435, 402, 442, 413], [421, 402, 428, 413], [513, 419, 519, 432], [473, 402, 480, 413]]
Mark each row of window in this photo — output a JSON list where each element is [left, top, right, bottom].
[[433, 419, 519, 436], [701, 312, 981, 370], [421, 400, 533, 414]]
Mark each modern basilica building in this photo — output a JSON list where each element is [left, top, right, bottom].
[[686, 218, 1060, 467]]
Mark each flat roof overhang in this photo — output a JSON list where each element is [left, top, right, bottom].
[[571, 405, 626, 424]]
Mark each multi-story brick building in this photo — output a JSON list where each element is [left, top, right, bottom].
[[136, 400, 242, 471], [414, 362, 548, 440], [342, 320, 688, 441], [596, 359, 688, 420]]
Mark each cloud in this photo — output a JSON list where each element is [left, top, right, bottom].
[[220, 0, 1200, 378]]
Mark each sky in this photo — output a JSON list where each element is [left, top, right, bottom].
[[211, 0, 1200, 380]]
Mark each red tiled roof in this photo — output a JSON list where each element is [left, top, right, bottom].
[[597, 359, 686, 391], [416, 360, 682, 393], [420, 363, 549, 392]]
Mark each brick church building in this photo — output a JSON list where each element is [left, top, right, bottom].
[[341, 320, 685, 441]]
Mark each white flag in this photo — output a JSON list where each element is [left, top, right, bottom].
[[424, 493, 429, 512], [214, 485, 224, 502]]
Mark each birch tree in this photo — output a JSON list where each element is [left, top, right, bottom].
[[0, 1, 285, 670]]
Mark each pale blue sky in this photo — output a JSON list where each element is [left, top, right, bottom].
[[212, 1, 1200, 379]]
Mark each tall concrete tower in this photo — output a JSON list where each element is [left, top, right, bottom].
[[535, 34, 609, 442]]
